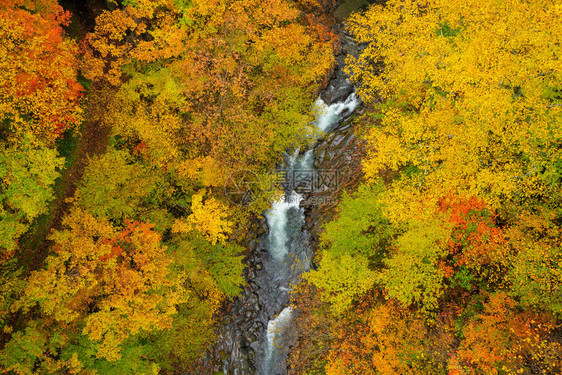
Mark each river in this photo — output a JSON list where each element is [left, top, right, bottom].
[[251, 90, 360, 375], [216, 2, 368, 372]]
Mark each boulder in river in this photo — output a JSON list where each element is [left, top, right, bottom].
[[320, 70, 354, 105]]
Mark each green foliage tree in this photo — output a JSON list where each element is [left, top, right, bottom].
[[0, 137, 63, 257], [320, 183, 394, 262], [506, 208, 562, 316], [380, 214, 451, 312], [306, 252, 376, 316], [77, 149, 155, 221]]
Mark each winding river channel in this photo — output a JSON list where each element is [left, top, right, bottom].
[[217, 84, 360, 374], [254, 91, 360, 375], [215, 2, 370, 372]]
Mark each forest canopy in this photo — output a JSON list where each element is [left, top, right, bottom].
[[0, 0, 561, 374], [0, 0, 335, 373], [293, 0, 562, 374]]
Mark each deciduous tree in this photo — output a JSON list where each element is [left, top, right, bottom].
[[347, 0, 562, 211], [0, 137, 63, 257], [21, 209, 187, 361], [0, 0, 83, 143]]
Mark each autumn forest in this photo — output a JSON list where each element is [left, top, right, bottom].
[[0, 0, 561, 374]]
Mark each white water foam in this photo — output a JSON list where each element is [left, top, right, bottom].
[[265, 191, 303, 261], [314, 92, 360, 132], [257, 92, 360, 375], [298, 149, 314, 171], [265, 306, 294, 371], [288, 148, 301, 168]]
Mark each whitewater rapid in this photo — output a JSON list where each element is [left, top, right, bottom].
[[257, 92, 360, 375]]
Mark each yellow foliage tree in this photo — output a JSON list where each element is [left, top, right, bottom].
[[83, 0, 334, 171], [347, 0, 562, 218], [172, 189, 233, 245]]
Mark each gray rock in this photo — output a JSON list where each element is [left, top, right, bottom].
[[247, 333, 258, 344], [320, 74, 354, 105]]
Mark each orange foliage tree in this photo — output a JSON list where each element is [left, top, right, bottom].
[[0, 0, 83, 143], [82, 0, 335, 171], [19, 208, 188, 361], [459, 292, 561, 373]]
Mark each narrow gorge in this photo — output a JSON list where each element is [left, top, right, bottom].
[[214, 5, 370, 372]]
